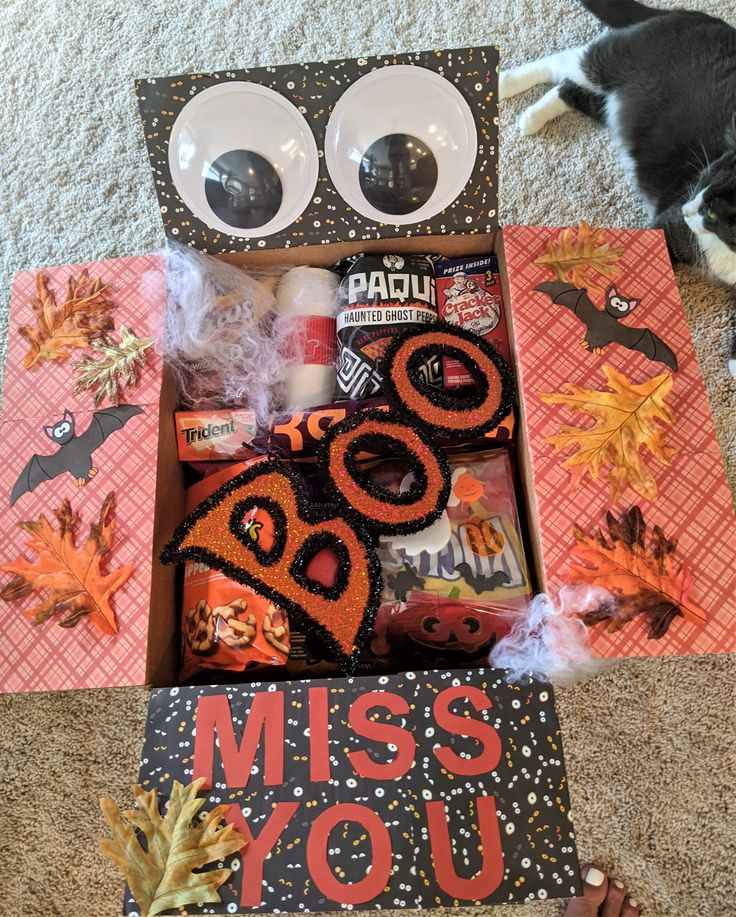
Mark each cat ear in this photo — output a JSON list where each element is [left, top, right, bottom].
[[606, 283, 618, 298], [627, 298, 640, 313], [63, 410, 74, 423], [43, 425, 55, 440]]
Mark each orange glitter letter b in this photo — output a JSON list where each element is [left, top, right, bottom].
[[161, 458, 381, 669]]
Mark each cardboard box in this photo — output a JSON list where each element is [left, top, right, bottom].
[[2, 41, 735, 694], [2, 223, 735, 693]]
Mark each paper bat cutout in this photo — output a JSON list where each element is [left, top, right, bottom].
[[10, 405, 144, 505], [386, 562, 425, 602], [454, 563, 510, 595], [534, 281, 678, 371]]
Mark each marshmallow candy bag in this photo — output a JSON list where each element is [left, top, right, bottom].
[[369, 449, 532, 669]]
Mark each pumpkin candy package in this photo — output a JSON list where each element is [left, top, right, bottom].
[[180, 460, 290, 682], [370, 449, 532, 669]]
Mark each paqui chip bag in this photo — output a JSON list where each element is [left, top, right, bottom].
[[369, 449, 532, 669], [180, 461, 290, 681], [334, 253, 438, 400]]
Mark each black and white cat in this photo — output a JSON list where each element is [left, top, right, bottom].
[[500, 0, 736, 372]]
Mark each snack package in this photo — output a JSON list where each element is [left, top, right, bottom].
[[334, 253, 438, 399], [175, 409, 259, 461], [260, 396, 514, 458], [261, 396, 387, 457], [368, 449, 532, 670], [180, 461, 290, 681], [435, 254, 512, 387]]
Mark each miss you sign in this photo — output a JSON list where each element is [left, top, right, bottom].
[[130, 669, 581, 913]]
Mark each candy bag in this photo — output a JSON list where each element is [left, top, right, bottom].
[[334, 253, 438, 399], [369, 449, 532, 670]]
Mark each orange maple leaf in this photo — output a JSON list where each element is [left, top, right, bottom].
[[19, 269, 117, 369], [538, 364, 676, 502], [0, 492, 132, 634], [534, 221, 625, 295], [567, 506, 706, 638]]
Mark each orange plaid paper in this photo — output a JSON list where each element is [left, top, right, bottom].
[[0, 255, 165, 692], [503, 224, 736, 658]]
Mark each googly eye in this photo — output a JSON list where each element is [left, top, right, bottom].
[[168, 82, 319, 237], [325, 66, 477, 225]]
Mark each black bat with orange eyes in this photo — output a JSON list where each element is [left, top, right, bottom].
[[10, 405, 144, 506], [534, 281, 678, 371]]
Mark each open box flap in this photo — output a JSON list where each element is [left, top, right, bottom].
[[503, 223, 736, 657], [135, 47, 499, 254], [0, 254, 168, 692]]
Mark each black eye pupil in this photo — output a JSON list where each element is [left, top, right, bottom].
[[205, 150, 283, 229], [359, 132, 438, 215]]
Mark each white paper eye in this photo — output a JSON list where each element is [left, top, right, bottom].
[[168, 82, 319, 237], [324, 65, 477, 225]]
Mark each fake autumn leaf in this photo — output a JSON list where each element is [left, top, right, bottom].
[[567, 505, 707, 639], [99, 778, 248, 917], [19, 269, 116, 369], [73, 325, 154, 406], [534, 221, 624, 294], [538, 364, 676, 502], [0, 492, 132, 634]]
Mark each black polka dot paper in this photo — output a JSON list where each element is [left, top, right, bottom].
[[134, 47, 499, 253], [127, 668, 581, 914]]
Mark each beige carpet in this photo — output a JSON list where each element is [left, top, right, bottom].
[[1, 1, 735, 915]]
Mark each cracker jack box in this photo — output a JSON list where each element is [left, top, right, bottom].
[[129, 669, 581, 913], [435, 253, 511, 384]]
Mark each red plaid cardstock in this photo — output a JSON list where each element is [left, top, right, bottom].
[[0, 255, 165, 692], [503, 225, 736, 658]]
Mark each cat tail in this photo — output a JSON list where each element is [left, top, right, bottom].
[[579, 0, 667, 28]]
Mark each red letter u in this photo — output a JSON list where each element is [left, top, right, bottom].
[[426, 795, 504, 900]]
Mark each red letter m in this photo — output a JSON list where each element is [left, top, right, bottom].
[[193, 692, 284, 790]]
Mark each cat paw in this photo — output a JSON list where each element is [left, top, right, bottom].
[[519, 87, 569, 135], [89, 467, 98, 478], [519, 106, 547, 135], [499, 69, 528, 100], [76, 477, 86, 487], [593, 347, 603, 355], [580, 339, 590, 350]]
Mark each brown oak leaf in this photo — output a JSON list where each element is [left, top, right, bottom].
[[19, 269, 116, 369], [567, 505, 707, 638], [534, 221, 625, 294], [0, 492, 132, 634], [99, 777, 247, 917], [538, 364, 676, 502]]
